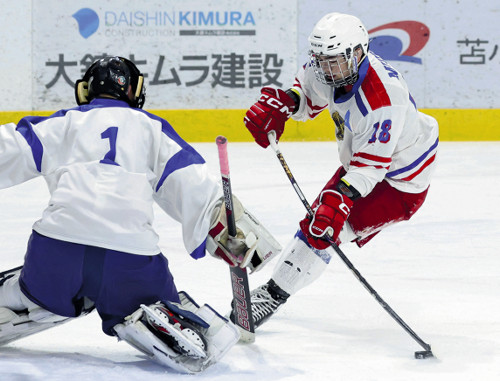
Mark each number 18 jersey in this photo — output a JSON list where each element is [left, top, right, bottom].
[[291, 52, 439, 197]]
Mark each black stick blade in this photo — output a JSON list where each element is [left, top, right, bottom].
[[414, 350, 434, 359]]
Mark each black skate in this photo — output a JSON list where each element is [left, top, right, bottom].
[[230, 279, 290, 329]]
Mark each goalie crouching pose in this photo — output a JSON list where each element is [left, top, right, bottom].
[[0, 56, 280, 373], [237, 13, 438, 329]]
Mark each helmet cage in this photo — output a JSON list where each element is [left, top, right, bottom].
[[75, 56, 146, 108], [309, 46, 361, 88], [307, 13, 369, 88]]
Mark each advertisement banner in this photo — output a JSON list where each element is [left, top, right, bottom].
[[0, 1, 32, 111], [1, 1, 498, 140], [32, 0, 297, 110]]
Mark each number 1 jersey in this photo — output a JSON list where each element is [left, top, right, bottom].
[[0, 98, 221, 257]]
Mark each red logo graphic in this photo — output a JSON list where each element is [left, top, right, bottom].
[[368, 21, 430, 64]]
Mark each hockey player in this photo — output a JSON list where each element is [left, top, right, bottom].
[[0, 56, 281, 373], [240, 13, 439, 329]]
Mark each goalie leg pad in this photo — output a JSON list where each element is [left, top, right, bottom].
[[114, 291, 239, 373], [0, 266, 94, 346], [0, 302, 94, 347], [0, 268, 70, 323], [114, 310, 193, 374], [0, 268, 38, 312], [271, 231, 331, 295], [0, 308, 74, 347]]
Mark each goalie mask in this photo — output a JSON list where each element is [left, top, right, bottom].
[[75, 56, 146, 108], [308, 13, 369, 88]]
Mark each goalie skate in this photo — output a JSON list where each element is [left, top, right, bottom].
[[141, 301, 208, 358], [114, 291, 240, 373]]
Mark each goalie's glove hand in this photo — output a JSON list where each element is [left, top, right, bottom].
[[207, 195, 282, 273], [299, 190, 354, 250], [244, 87, 295, 149]]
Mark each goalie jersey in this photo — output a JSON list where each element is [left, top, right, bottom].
[[291, 51, 439, 197], [0, 98, 221, 257]]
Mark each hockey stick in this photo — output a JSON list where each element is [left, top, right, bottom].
[[216, 135, 255, 343], [267, 132, 433, 359]]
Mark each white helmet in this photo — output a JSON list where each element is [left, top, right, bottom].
[[308, 13, 369, 87]]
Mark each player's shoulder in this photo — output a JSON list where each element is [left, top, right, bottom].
[[366, 52, 401, 78], [358, 53, 409, 111], [365, 53, 409, 95]]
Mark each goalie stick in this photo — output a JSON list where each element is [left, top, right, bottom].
[[267, 131, 433, 359], [216, 135, 255, 343]]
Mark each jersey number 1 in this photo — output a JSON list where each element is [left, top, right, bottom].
[[100, 127, 119, 165]]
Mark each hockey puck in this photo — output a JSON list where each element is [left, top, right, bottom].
[[414, 350, 434, 359]]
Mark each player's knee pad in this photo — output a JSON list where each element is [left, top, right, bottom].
[[271, 231, 332, 295], [113, 291, 239, 374]]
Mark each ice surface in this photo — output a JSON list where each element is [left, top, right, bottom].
[[1, 141, 499, 380]]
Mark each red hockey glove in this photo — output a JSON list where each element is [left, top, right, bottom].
[[244, 87, 295, 148], [299, 190, 354, 250]]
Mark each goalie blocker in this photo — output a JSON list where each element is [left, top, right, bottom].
[[206, 195, 281, 272]]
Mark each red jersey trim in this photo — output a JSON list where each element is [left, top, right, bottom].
[[353, 152, 392, 163], [350, 160, 390, 170], [361, 66, 391, 111], [305, 95, 327, 118], [401, 153, 436, 181]]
